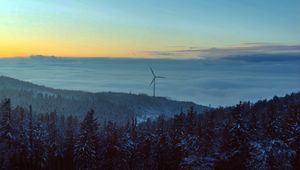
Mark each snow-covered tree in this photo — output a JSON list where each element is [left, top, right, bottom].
[[0, 99, 17, 169], [14, 107, 29, 168], [64, 115, 77, 169], [47, 111, 63, 169], [215, 104, 250, 170], [74, 109, 99, 169], [284, 104, 300, 169]]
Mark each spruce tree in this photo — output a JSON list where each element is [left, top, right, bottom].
[[266, 102, 279, 139], [0, 99, 16, 169], [32, 118, 48, 169], [47, 111, 63, 169], [64, 115, 77, 169], [15, 107, 29, 169], [285, 104, 300, 169], [74, 109, 99, 169], [100, 121, 126, 169], [0, 99, 15, 146], [185, 107, 197, 134], [216, 104, 250, 170], [202, 113, 215, 155]]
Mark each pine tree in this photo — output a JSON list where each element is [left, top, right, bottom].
[[266, 102, 279, 139], [14, 107, 30, 169], [74, 109, 99, 169], [216, 104, 250, 170], [64, 115, 77, 170], [59, 114, 66, 149], [156, 114, 166, 134], [27, 105, 34, 167], [135, 133, 154, 169], [47, 111, 63, 169], [185, 107, 197, 134], [123, 115, 138, 170], [249, 111, 258, 139], [172, 112, 185, 140], [32, 117, 48, 169], [201, 113, 215, 156], [170, 113, 185, 168], [0, 99, 16, 169], [100, 121, 123, 169], [154, 132, 171, 170], [285, 104, 300, 169], [0, 99, 15, 145]]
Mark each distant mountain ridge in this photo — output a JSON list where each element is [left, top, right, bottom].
[[0, 76, 209, 124]]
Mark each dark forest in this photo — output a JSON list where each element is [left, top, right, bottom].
[[0, 92, 299, 170]]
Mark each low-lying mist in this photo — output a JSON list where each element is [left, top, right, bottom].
[[0, 55, 299, 106]]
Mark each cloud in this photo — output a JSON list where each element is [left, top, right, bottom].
[[222, 54, 300, 62], [145, 43, 300, 59]]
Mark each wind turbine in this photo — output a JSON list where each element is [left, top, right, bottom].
[[149, 67, 165, 97]]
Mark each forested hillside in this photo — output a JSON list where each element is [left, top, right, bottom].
[[0, 92, 299, 169], [0, 76, 208, 124]]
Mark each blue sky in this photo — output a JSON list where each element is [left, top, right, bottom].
[[0, 0, 299, 58]]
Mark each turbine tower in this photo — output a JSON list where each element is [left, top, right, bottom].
[[149, 67, 165, 97]]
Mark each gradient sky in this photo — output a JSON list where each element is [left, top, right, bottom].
[[0, 0, 299, 58]]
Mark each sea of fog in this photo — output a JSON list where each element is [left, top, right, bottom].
[[0, 56, 299, 107]]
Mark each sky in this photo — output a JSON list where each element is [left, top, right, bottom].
[[0, 0, 300, 58]]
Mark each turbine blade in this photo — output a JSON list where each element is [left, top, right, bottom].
[[150, 67, 155, 76], [156, 76, 165, 78], [149, 78, 155, 86]]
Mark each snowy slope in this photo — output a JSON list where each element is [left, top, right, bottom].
[[0, 76, 209, 124]]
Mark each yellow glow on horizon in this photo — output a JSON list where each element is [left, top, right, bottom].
[[0, 25, 180, 58], [0, 6, 217, 59], [0, 1, 299, 58], [0, 32, 153, 58]]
